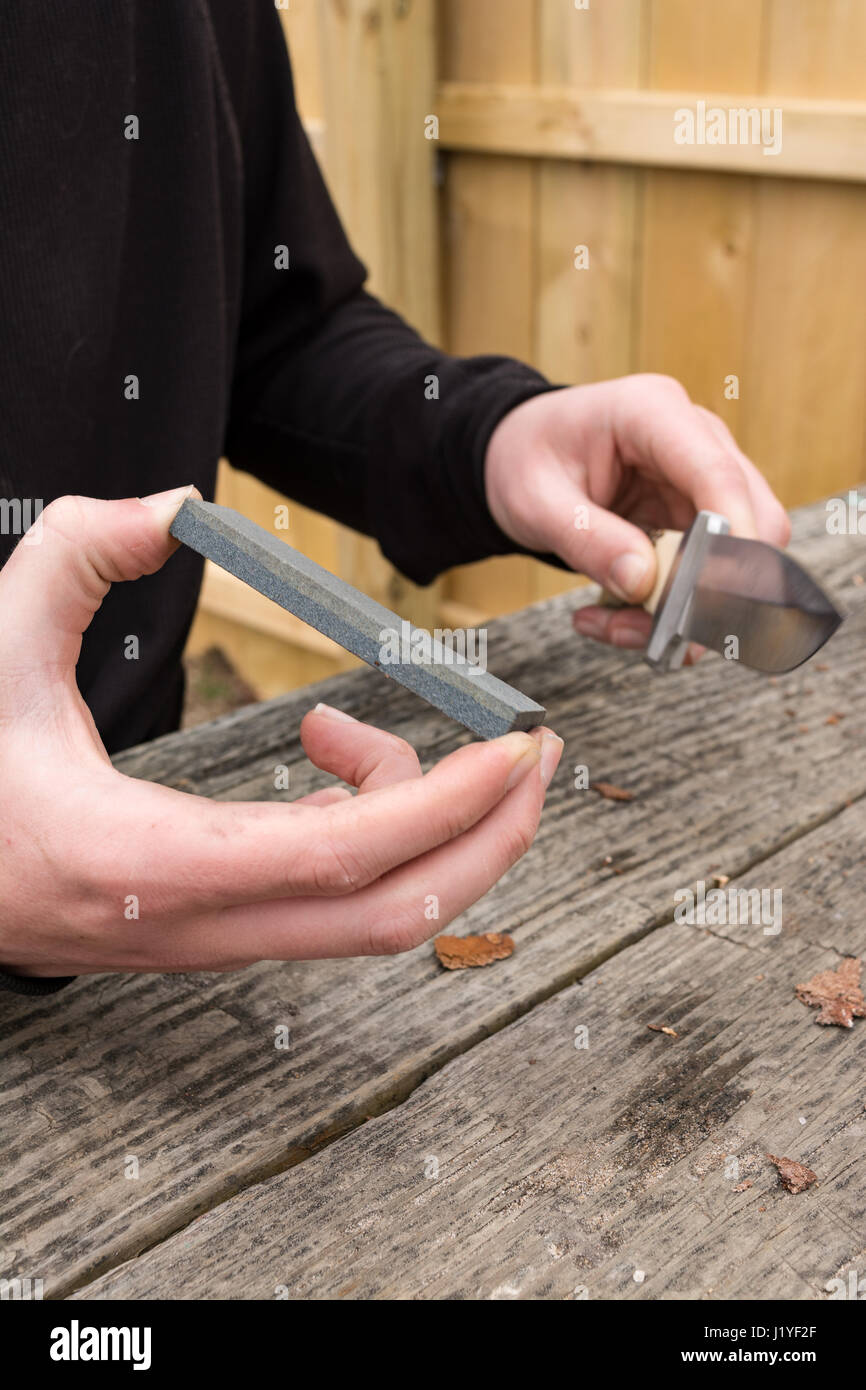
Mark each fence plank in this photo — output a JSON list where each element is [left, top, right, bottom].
[[742, 0, 866, 503], [440, 0, 541, 618], [437, 85, 866, 182]]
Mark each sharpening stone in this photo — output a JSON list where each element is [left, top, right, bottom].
[[170, 499, 546, 740]]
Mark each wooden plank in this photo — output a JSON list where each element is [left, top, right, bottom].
[[76, 799, 866, 1299], [532, 0, 643, 606], [1, 502, 862, 1297], [636, 2, 763, 438], [646, 0, 764, 95], [278, 0, 324, 124], [635, 168, 757, 428], [762, 0, 866, 103], [316, 0, 441, 631], [436, 84, 866, 182], [742, 178, 866, 505], [741, 1, 866, 505], [185, 610, 347, 703], [440, 0, 540, 618]]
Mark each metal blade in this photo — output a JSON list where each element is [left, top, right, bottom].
[[683, 533, 843, 672]]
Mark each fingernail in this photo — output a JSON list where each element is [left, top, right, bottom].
[[611, 625, 647, 650], [139, 484, 198, 528], [573, 611, 605, 639], [502, 733, 541, 790], [313, 703, 357, 723], [539, 733, 564, 789], [607, 552, 651, 602]]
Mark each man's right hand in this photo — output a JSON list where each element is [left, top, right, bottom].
[[0, 491, 562, 979]]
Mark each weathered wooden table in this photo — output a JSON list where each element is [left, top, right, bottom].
[[3, 497, 864, 1301]]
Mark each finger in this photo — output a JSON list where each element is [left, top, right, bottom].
[[294, 786, 354, 807], [0, 487, 199, 672], [300, 703, 423, 792], [573, 605, 652, 650], [518, 468, 658, 604], [574, 606, 708, 664], [613, 377, 760, 539], [180, 729, 564, 964], [693, 407, 790, 546], [114, 729, 543, 913]]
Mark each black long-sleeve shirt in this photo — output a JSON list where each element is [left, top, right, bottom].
[[0, 0, 553, 755]]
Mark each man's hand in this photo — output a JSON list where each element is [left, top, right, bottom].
[[485, 374, 791, 652], [0, 491, 562, 978]]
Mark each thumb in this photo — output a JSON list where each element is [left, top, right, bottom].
[[0, 486, 198, 671], [556, 494, 657, 603]]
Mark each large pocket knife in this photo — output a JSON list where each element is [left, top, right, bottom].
[[617, 510, 843, 673]]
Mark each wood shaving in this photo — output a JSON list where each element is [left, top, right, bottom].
[[796, 956, 865, 1028], [647, 1024, 679, 1038], [434, 932, 514, 970], [711, 873, 730, 887], [590, 782, 635, 802], [825, 712, 845, 725], [733, 1179, 753, 1192], [766, 1154, 818, 1194]]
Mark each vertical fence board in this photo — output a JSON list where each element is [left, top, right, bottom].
[[531, 0, 645, 602], [318, 0, 442, 630], [635, 1, 765, 437], [440, 0, 542, 617], [742, 0, 866, 502]]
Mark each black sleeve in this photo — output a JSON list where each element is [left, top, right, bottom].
[[0, 970, 74, 996], [222, 1, 558, 587]]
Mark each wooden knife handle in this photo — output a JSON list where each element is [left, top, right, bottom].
[[599, 529, 683, 615]]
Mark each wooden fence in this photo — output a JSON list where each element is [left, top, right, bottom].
[[187, 0, 866, 697]]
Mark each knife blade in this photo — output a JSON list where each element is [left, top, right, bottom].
[[645, 511, 843, 673], [170, 499, 546, 740]]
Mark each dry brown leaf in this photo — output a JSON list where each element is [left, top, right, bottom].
[[766, 1154, 818, 1194], [434, 932, 514, 971], [590, 782, 635, 802], [647, 1023, 679, 1038], [796, 956, 865, 1028]]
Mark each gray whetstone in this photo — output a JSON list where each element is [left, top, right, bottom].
[[171, 500, 545, 739]]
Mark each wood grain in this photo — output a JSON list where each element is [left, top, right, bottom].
[[437, 84, 866, 183], [0, 501, 862, 1299], [77, 798, 866, 1299]]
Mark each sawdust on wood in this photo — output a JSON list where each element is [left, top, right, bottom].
[[766, 1154, 818, 1194], [434, 932, 515, 971], [796, 956, 865, 1028], [590, 782, 635, 802]]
